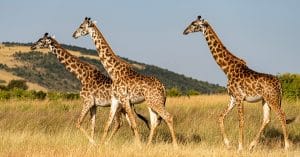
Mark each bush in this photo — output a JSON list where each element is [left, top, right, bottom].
[[186, 89, 201, 96], [34, 91, 47, 100], [0, 85, 8, 91], [0, 91, 11, 100], [7, 80, 28, 90], [278, 73, 300, 100], [167, 87, 182, 97], [47, 92, 80, 100]]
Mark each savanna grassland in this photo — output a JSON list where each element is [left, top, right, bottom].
[[1, 95, 300, 157]]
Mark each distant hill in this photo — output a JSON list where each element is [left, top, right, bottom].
[[0, 42, 225, 94]]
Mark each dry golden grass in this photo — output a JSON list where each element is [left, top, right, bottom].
[[1, 95, 300, 156]]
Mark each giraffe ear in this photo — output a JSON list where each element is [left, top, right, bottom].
[[51, 35, 55, 39], [92, 20, 97, 24]]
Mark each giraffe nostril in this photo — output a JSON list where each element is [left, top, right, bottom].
[[183, 30, 189, 35], [72, 32, 78, 39]]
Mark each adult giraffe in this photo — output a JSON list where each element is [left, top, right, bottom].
[[72, 17, 177, 146], [31, 33, 149, 145], [183, 16, 290, 151]]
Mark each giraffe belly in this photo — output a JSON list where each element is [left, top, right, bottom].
[[245, 96, 263, 103], [95, 99, 111, 107], [130, 96, 145, 104]]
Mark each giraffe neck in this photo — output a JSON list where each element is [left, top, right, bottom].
[[89, 25, 131, 80], [49, 40, 94, 83], [203, 24, 246, 77]]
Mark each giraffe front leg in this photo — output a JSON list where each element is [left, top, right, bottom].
[[77, 99, 96, 145], [106, 108, 123, 143], [219, 96, 236, 149], [237, 101, 244, 153], [269, 102, 290, 150], [120, 97, 141, 147], [100, 96, 119, 144]]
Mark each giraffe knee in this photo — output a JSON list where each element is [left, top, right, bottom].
[[164, 114, 173, 124], [76, 122, 81, 129], [218, 115, 225, 124]]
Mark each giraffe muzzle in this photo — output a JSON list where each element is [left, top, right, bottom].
[[72, 32, 79, 39], [183, 29, 190, 35]]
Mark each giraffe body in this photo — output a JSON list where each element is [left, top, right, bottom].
[[183, 16, 289, 151], [73, 17, 177, 146], [31, 33, 149, 144]]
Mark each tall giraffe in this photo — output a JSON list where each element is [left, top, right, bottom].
[[183, 16, 290, 151], [31, 33, 149, 144], [73, 17, 177, 146]]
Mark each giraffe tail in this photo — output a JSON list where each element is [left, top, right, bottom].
[[133, 108, 150, 130]]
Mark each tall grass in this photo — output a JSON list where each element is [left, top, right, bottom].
[[0, 95, 300, 156]]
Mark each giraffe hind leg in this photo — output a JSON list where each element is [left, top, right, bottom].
[[146, 107, 161, 146], [249, 100, 270, 151], [237, 101, 244, 152], [268, 100, 290, 150], [121, 98, 142, 146], [149, 104, 177, 147], [90, 105, 97, 139]]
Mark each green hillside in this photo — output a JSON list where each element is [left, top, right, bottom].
[[1, 42, 226, 94]]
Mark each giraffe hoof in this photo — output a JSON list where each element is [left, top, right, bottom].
[[173, 143, 179, 149], [237, 148, 243, 153], [104, 140, 110, 146], [249, 141, 257, 152], [284, 141, 290, 151], [89, 139, 97, 146], [224, 139, 231, 149]]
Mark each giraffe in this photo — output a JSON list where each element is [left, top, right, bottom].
[[31, 33, 149, 145], [183, 16, 290, 151], [72, 17, 177, 146]]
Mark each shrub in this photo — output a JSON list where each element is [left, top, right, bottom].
[[186, 89, 201, 96], [47, 92, 80, 100], [0, 91, 11, 100], [278, 73, 300, 100], [7, 80, 28, 90], [0, 85, 8, 91], [34, 91, 47, 100], [167, 87, 182, 97]]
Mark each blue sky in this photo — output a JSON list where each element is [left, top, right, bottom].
[[0, 0, 299, 86]]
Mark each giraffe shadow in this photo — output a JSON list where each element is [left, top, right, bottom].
[[155, 131, 202, 145], [263, 127, 300, 144]]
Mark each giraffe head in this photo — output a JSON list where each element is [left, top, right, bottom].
[[72, 17, 96, 39], [183, 16, 208, 35], [31, 33, 54, 50]]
